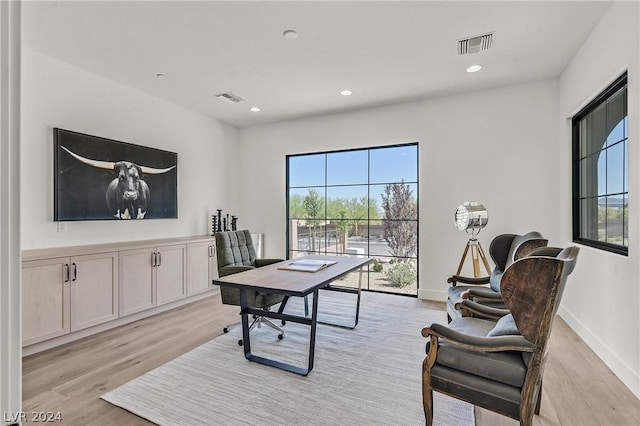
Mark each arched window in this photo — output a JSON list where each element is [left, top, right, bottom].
[[573, 73, 628, 254]]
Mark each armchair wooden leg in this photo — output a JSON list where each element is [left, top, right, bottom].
[[519, 399, 535, 426], [422, 359, 434, 426], [534, 380, 543, 415]]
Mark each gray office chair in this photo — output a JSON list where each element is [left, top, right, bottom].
[[216, 230, 285, 345]]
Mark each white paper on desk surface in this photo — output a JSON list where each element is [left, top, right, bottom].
[[278, 259, 338, 272]]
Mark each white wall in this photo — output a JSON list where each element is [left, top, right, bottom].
[[238, 79, 560, 296], [21, 49, 239, 249], [557, 2, 639, 398]]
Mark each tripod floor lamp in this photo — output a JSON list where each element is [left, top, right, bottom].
[[454, 202, 491, 278]]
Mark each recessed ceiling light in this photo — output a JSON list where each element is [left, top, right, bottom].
[[340, 89, 353, 96], [156, 73, 165, 78], [249, 107, 261, 112], [466, 64, 482, 73], [283, 30, 298, 40]]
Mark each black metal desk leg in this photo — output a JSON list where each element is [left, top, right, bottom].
[[318, 266, 364, 329], [307, 289, 320, 374], [239, 289, 252, 357], [237, 301, 315, 376], [354, 265, 363, 327]]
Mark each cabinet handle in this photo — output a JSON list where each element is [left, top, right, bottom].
[[151, 252, 156, 267], [64, 263, 70, 282], [72, 263, 77, 281], [157, 252, 162, 267]]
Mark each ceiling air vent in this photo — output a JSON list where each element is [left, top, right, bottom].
[[458, 32, 493, 55], [215, 91, 245, 104]]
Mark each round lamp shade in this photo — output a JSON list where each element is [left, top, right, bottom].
[[454, 202, 489, 231]]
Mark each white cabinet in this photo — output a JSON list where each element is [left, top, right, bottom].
[[22, 252, 118, 346], [186, 240, 218, 296], [119, 244, 186, 317], [22, 257, 69, 346], [22, 235, 216, 350], [118, 248, 155, 317], [70, 252, 119, 331], [156, 245, 187, 305]]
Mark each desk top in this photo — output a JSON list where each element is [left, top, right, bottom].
[[213, 255, 371, 297]]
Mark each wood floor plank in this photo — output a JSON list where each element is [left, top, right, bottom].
[[475, 316, 639, 426], [24, 325, 188, 399], [22, 292, 639, 425]]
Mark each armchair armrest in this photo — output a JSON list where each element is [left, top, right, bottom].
[[461, 287, 504, 305], [447, 274, 490, 286], [460, 300, 509, 320], [255, 258, 283, 268], [218, 265, 255, 277], [464, 287, 502, 300], [422, 323, 534, 353]]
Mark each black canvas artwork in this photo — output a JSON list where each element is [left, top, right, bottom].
[[54, 128, 178, 221]]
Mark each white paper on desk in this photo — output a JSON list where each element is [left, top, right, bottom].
[[277, 259, 338, 272]]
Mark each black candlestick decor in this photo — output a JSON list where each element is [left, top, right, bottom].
[[211, 215, 218, 236], [212, 209, 238, 234], [216, 209, 223, 232]]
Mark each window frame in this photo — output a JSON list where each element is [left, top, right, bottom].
[[572, 72, 628, 255], [285, 142, 419, 296]]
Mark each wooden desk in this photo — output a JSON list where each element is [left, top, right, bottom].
[[213, 255, 371, 375]]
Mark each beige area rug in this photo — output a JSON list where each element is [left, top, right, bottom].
[[102, 292, 474, 426]]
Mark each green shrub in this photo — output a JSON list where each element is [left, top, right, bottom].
[[385, 261, 416, 288], [372, 258, 384, 272]]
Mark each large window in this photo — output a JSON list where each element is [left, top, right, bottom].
[[287, 143, 418, 295], [573, 73, 628, 255]]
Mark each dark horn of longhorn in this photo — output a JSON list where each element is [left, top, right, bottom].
[[61, 146, 176, 174]]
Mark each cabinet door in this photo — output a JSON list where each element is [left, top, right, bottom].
[[187, 241, 216, 296], [70, 252, 118, 331], [22, 257, 70, 346], [156, 244, 186, 305], [119, 248, 155, 317]]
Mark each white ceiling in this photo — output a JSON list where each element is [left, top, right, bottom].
[[22, 1, 612, 128]]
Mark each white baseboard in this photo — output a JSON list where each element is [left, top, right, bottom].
[[558, 305, 640, 399], [418, 288, 446, 302]]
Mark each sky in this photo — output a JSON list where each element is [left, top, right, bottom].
[[288, 144, 418, 201], [596, 118, 628, 198]]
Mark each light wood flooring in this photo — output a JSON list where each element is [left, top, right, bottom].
[[22, 292, 639, 425]]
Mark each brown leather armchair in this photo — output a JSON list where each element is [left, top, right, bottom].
[[422, 246, 579, 426], [459, 246, 565, 321], [446, 231, 548, 321]]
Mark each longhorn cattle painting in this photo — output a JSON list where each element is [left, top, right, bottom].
[[54, 128, 178, 221]]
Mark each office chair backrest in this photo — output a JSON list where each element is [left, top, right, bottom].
[[216, 230, 258, 268]]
